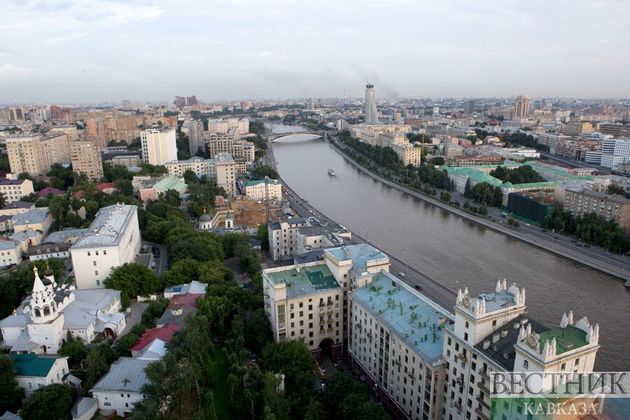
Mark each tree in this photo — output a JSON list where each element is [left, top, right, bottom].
[[440, 191, 451, 202], [251, 165, 279, 179], [257, 223, 269, 251], [84, 347, 109, 389], [20, 384, 72, 420], [115, 179, 134, 196], [0, 193, 6, 209], [58, 331, 87, 368], [430, 157, 445, 166], [0, 355, 25, 414], [262, 341, 315, 417], [104, 263, 162, 299]]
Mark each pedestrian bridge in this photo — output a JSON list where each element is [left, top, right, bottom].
[[270, 132, 323, 142]]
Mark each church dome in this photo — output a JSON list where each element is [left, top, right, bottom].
[[199, 213, 212, 222]]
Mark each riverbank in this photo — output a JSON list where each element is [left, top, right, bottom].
[[327, 139, 629, 281]]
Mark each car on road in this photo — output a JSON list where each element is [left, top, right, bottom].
[[414, 285, 422, 291], [398, 272, 406, 277]]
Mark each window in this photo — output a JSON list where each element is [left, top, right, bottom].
[[523, 360, 528, 368]]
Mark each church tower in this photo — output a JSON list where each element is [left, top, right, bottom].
[[26, 266, 66, 353]]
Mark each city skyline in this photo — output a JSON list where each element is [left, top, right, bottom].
[[2, 0, 630, 103]]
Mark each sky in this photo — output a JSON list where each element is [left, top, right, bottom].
[[1, 0, 629, 103]]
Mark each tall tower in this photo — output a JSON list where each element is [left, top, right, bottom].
[[515, 95, 529, 118], [364, 83, 378, 124]]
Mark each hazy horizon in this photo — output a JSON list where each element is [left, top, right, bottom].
[[2, 0, 629, 103]]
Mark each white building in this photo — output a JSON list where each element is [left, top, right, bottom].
[[140, 128, 178, 166], [348, 271, 450, 420], [364, 83, 378, 124], [0, 239, 22, 267], [268, 218, 308, 261], [12, 207, 53, 235], [0, 267, 126, 354], [442, 280, 600, 420], [0, 177, 34, 203], [243, 178, 282, 201], [70, 204, 141, 289], [90, 357, 151, 417], [10, 353, 70, 396], [600, 138, 630, 169], [165, 156, 215, 179], [215, 152, 237, 196], [181, 119, 204, 155]]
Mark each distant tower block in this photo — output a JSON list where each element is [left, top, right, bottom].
[[364, 83, 378, 124]]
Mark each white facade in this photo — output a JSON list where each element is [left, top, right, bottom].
[[0, 267, 126, 353], [244, 178, 282, 201], [268, 218, 308, 261], [0, 178, 34, 203], [442, 280, 600, 420], [91, 357, 151, 417], [0, 239, 22, 267], [140, 128, 178, 165], [12, 354, 70, 396], [70, 204, 141, 289], [165, 157, 216, 179], [365, 83, 378, 124], [214, 152, 237, 196]]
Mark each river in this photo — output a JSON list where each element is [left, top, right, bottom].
[[271, 135, 630, 371]]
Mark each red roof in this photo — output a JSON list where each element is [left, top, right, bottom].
[[37, 187, 64, 197], [129, 324, 181, 352], [96, 182, 115, 191], [168, 293, 202, 309]]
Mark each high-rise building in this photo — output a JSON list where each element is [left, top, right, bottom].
[[442, 280, 600, 420], [70, 140, 103, 180], [182, 119, 204, 155], [5, 133, 70, 176], [207, 128, 255, 163], [174, 96, 186, 108], [364, 83, 378, 124], [514, 95, 530, 118], [85, 116, 107, 147], [186, 95, 198, 106], [463, 100, 476, 114], [140, 128, 178, 165], [214, 152, 237, 196]]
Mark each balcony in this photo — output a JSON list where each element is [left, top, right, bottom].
[[456, 377, 464, 386], [475, 407, 490, 420], [478, 369, 490, 381], [452, 401, 463, 412], [478, 382, 490, 395], [458, 352, 467, 363], [476, 395, 490, 410]]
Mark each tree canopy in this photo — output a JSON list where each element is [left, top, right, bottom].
[[104, 263, 162, 300], [20, 384, 73, 420]]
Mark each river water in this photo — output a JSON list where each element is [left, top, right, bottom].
[[272, 135, 630, 371]]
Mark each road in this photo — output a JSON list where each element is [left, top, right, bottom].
[[276, 160, 456, 310], [142, 241, 168, 276]]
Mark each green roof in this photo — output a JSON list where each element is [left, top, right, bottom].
[[154, 176, 187, 193], [538, 326, 588, 354], [266, 263, 340, 299], [10, 353, 60, 377]]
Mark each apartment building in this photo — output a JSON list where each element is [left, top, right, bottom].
[[70, 204, 141, 289], [263, 261, 344, 356], [563, 187, 630, 232], [140, 128, 178, 165], [5, 133, 70, 175], [214, 152, 237, 196], [0, 177, 34, 203], [48, 125, 79, 142], [600, 138, 630, 169], [349, 271, 449, 420], [85, 117, 107, 147], [268, 218, 309, 261], [181, 119, 204, 155], [165, 157, 215, 179], [70, 140, 103, 180], [207, 129, 255, 163], [243, 178, 282, 201], [442, 280, 600, 420]]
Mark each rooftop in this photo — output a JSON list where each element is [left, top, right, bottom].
[[10, 353, 63, 377], [244, 178, 280, 187], [475, 315, 549, 371], [44, 228, 88, 244], [325, 243, 389, 275], [351, 272, 450, 363], [0, 178, 28, 186], [152, 176, 187, 193], [12, 207, 50, 226], [266, 262, 340, 299], [130, 324, 181, 353], [71, 204, 137, 248], [215, 152, 235, 164], [566, 187, 630, 204], [0, 239, 20, 250], [90, 357, 151, 393], [538, 326, 588, 354], [1, 201, 35, 211], [477, 289, 518, 313]]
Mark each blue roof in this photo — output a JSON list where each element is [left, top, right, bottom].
[[12, 207, 49, 226], [351, 272, 451, 363], [325, 244, 389, 275]]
